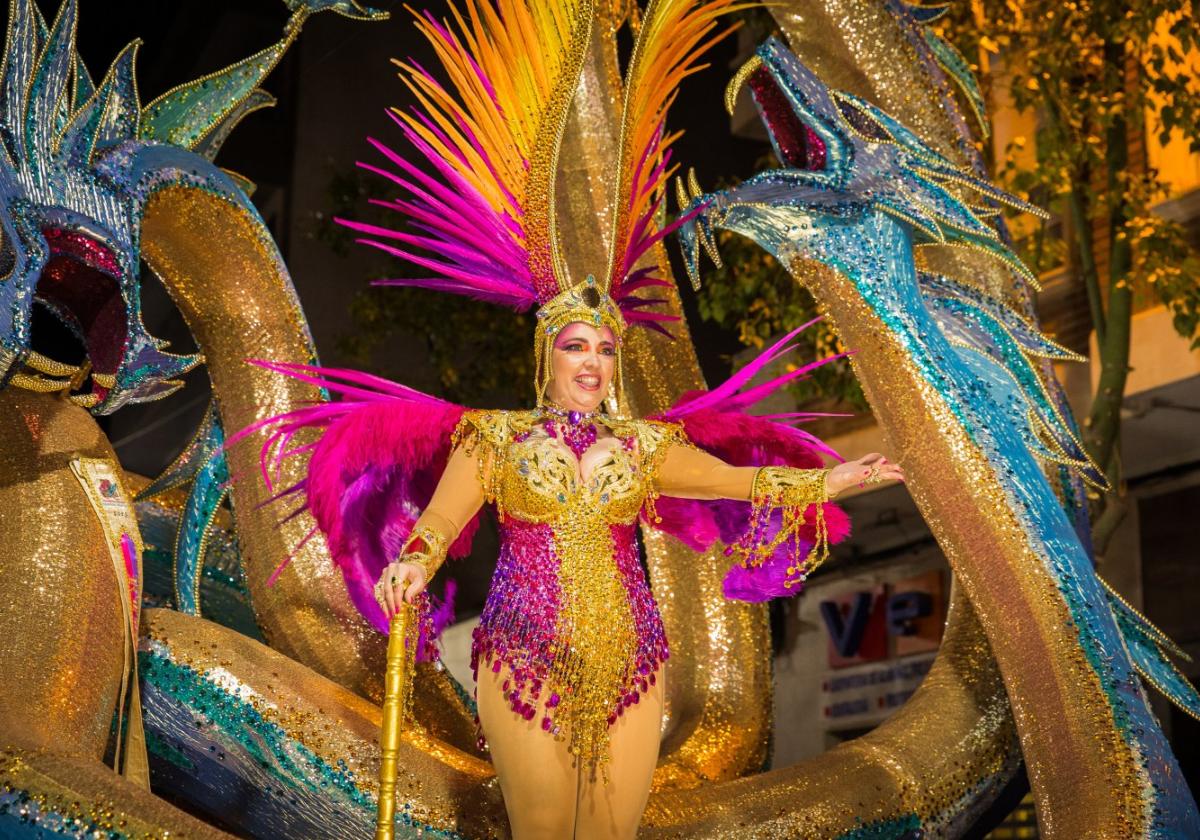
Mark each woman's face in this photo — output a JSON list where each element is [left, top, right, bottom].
[[545, 322, 616, 413]]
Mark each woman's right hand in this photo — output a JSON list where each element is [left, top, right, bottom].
[[374, 561, 428, 616], [825, 453, 905, 497]]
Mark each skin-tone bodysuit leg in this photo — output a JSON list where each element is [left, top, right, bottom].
[[476, 665, 580, 837], [476, 663, 666, 840], [575, 664, 665, 839]]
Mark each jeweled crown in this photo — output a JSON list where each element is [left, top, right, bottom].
[[534, 275, 627, 341]]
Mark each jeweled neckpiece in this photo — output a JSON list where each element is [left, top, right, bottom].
[[541, 403, 600, 460]]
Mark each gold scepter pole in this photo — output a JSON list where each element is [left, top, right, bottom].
[[376, 602, 417, 840]]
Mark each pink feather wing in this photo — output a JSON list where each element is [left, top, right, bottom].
[[229, 362, 479, 645]]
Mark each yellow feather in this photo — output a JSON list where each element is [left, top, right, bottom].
[[605, 0, 748, 288], [394, 0, 590, 243]]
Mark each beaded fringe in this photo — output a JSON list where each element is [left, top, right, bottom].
[[726, 466, 833, 591]]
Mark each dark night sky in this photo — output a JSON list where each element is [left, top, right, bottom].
[[33, 0, 769, 475]]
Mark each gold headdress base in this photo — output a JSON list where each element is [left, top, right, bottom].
[[533, 275, 627, 411]]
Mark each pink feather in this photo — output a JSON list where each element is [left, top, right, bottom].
[[645, 322, 854, 601], [227, 362, 481, 638]]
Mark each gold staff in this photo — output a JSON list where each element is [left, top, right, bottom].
[[376, 602, 419, 840]]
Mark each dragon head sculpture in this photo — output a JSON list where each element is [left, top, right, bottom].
[[678, 35, 1114, 491], [677, 33, 1200, 836], [677, 35, 1043, 291], [0, 0, 382, 412]]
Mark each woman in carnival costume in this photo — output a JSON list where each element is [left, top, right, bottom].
[[241, 0, 903, 836]]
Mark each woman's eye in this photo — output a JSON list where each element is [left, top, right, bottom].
[[601, 347, 615, 356]]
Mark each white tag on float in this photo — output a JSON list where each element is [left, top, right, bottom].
[[69, 457, 150, 789]]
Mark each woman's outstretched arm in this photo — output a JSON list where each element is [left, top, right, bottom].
[[652, 444, 905, 590], [654, 444, 904, 501], [377, 443, 486, 615]]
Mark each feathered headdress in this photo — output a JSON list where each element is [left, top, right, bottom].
[[336, 0, 745, 405]]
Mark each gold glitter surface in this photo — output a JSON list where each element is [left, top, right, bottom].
[[771, 2, 1027, 305], [0, 389, 128, 759], [141, 609, 506, 838], [142, 588, 1015, 838], [794, 259, 1143, 838], [0, 744, 233, 839], [412, 662, 493, 751], [628, 261, 777, 786], [68, 456, 150, 787], [555, 23, 622, 289], [139, 186, 480, 753], [141, 187, 386, 698], [771, 0, 966, 171], [646, 535, 776, 790], [641, 587, 1016, 837], [766, 12, 1118, 830], [524, 0, 595, 292]]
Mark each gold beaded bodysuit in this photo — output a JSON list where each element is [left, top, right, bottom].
[[401, 407, 832, 778]]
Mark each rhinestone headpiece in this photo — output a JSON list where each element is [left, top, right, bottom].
[[533, 275, 627, 410]]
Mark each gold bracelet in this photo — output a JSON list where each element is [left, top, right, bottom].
[[728, 466, 834, 590], [753, 465, 831, 506], [398, 524, 449, 581]]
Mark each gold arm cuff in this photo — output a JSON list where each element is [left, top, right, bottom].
[[752, 465, 831, 507], [398, 524, 450, 581], [727, 466, 833, 592]]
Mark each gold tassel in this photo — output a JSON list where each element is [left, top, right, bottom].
[[727, 466, 833, 589]]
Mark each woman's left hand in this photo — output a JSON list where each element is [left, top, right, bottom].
[[825, 453, 905, 497]]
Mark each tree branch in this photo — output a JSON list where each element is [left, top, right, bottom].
[[1085, 38, 1134, 480], [1091, 446, 1128, 558], [1067, 183, 1108, 347]]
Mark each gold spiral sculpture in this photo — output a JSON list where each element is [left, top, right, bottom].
[[125, 7, 1026, 835], [0, 389, 234, 837]]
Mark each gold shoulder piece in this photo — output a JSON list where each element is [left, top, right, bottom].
[[634, 418, 690, 451], [452, 409, 511, 453], [451, 409, 514, 505], [633, 419, 692, 525], [506, 409, 539, 436]]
